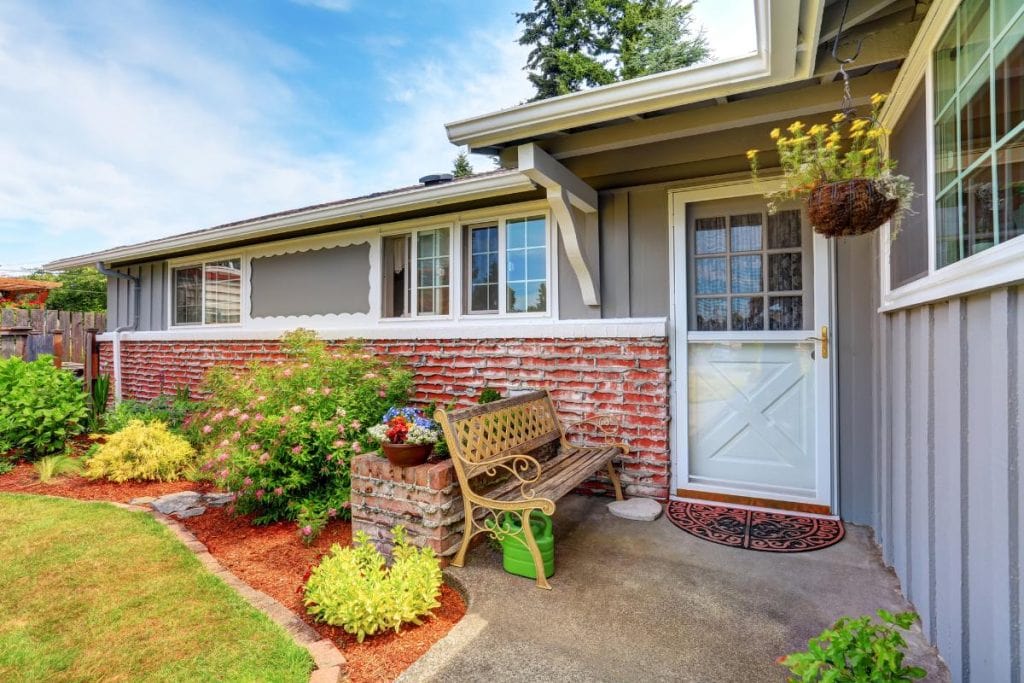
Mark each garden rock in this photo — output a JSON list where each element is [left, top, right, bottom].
[[151, 491, 203, 516], [174, 506, 207, 519], [203, 493, 234, 508], [608, 497, 662, 521], [129, 496, 157, 505]]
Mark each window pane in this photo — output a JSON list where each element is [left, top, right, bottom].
[[416, 227, 449, 315], [381, 235, 409, 318], [730, 254, 762, 293], [507, 283, 526, 313], [468, 225, 499, 313], [526, 281, 546, 312], [731, 297, 764, 331], [936, 107, 960, 192], [694, 257, 727, 294], [506, 218, 526, 249], [506, 249, 525, 280], [995, 0, 1023, 26], [173, 266, 202, 325], [526, 247, 546, 281], [729, 214, 762, 251], [959, 0, 990, 77], [936, 189, 962, 267], [694, 217, 726, 254], [960, 59, 992, 168], [769, 296, 803, 331], [768, 252, 802, 292], [934, 18, 959, 107], [695, 298, 727, 331], [962, 162, 996, 255], [997, 129, 1024, 243], [994, 13, 1024, 140], [767, 210, 802, 248], [203, 260, 240, 325], [525, 216, 546, 247], [505, 217, 547, 314]]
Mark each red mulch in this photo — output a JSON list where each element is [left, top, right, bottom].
[[0, 456, 467, 682]]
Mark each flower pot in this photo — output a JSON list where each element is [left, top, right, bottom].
[[806, 178, 899, 238], [382, 442, 433, 467]]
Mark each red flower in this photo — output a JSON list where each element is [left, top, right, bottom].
[[385, 416, 410, 444]]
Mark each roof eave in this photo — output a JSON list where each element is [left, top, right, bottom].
[[43, 171, 537, 270]]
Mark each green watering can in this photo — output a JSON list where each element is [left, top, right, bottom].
[[486, 510, 555, 580]]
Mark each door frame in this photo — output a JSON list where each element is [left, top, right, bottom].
[[667, 178, 839, 511]]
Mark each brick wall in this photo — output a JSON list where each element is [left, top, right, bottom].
[[100, 336, 671, 498]]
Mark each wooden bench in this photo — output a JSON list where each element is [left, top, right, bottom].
[[434, 390, 626, 589]]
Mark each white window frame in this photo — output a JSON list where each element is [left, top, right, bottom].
[[461, 212, 555, 319], [879, 0, 1024, 312], [379, 223, 455, 321], [168, 253, 245, 328]]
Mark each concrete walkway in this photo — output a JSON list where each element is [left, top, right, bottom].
[[401, 495, 949, 682]]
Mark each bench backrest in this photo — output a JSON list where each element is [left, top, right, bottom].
[[435, 390, 562, 481]]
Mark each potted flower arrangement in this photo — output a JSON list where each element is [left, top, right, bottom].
[[368, 407, 441, 467], [747, 92, 914, 238]]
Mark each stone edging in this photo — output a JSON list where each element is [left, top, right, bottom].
[[110, 502, 347, 683]]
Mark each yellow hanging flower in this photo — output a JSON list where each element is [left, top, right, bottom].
[[825, 141, 838, 151], [831, 112, 847, 124], [826, 131, 842, 145], [850, 129, 866, 139], [870, 92, 887, 106], [787, 120, 805, 134], [770, 127, 781, 140], [808, 124, 827, 136], [863, 148, 875, 156], [867, 128, 884, 139], [746, 149, 758, 160], [850, 118, 870, 131]]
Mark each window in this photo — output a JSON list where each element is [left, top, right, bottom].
[[464, 215, 548, 315], [380, 227, 450, 318], [688, 209, 811, 331], [933, 0, 1024, 267], [172, 258, 241, 326]]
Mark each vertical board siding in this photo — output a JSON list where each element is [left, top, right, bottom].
[[878, 285, 1022, 682], [105, 262, 166, 332]]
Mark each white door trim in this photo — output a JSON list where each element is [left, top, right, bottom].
[[667, 178, 836, 508]]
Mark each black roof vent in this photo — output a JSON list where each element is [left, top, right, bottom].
[[419, 173, 454, 186]]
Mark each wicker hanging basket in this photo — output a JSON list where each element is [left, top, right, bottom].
[[805, 178, 899, 238]]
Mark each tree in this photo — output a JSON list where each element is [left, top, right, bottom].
[[516, 0, 710, 101], [452, 151, 474, 178], [29, 267, 107, 311]]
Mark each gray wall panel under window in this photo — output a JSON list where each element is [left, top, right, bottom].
[[250, 243, 371, 318], [889, 82, 929, 288], [627, 187, 670, 317]]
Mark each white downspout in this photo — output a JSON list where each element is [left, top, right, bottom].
[[95, 262, 139, 404]]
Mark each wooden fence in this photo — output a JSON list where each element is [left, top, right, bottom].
[[0, 309, 106, 366]]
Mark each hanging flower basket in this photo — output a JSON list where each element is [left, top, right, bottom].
[[806, 178, 900, 238]]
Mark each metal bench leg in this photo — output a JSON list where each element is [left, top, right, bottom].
[[521, 510, 552, 590], [607, 462, 625, 501], [452, 499, 475, 568]]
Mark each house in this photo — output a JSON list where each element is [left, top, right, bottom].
[[45, 0, 1023, 678]]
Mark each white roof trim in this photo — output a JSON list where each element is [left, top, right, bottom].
[[445, 0, 817, 151], [44, 171, 537, 270]]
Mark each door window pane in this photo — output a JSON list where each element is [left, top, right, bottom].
[[173, 266, 202, 325], [695, 298, 727, 331], [768, 252, 803, 292], [769, 296, 803, 331], [729, 214, 762, 251], [695, 257, 727, 294], [694, 217, 726, 254], [767, 210, 802, 248], [730, 255, 762, 293], [731, 297, 764, 331], [204, 259, 241, 325]]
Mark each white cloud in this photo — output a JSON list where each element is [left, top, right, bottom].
[[288, 0, 353, 12], [0, 2, 531, 269]]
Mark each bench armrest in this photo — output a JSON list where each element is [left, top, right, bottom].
[[459, 452, 556, 515], [561, 413, 629, 455]]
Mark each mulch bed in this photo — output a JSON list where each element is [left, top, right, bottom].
[[0, 462, 467, 682]]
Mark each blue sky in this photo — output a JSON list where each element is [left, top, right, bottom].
[[0, 1, 755, 273]]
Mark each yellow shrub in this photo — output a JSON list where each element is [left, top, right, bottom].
[[86, 420, 196, 483]]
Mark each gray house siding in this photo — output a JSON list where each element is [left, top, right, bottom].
[[106, 262, 167, 332], [874, 287, 1023, 682], [250, 243, 371, 318]]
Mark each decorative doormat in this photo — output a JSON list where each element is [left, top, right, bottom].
[[666, 501, 845, 553]]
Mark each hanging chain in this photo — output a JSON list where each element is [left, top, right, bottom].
[[831, 0, 865, 116]]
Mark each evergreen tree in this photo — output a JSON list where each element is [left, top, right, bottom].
[[452, 151, 474, 178], [516, 0, 710, 101]]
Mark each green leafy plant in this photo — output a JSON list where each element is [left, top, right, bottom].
[[0, 457, 15, 476], [102, 393, 192, 434], [34, 453, 84, 484], [779, 610, 926, 682], [478, 387, 503, 404], [194, 329, 412, 540], [747, 93, 914, 229], [0, 356, 88, 459], [303, 526, 442, 642], [87, 374, 111, 432], [86, 419, 197, 482]]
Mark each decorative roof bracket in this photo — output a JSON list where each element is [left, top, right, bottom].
[[518, 143, 600, 306]]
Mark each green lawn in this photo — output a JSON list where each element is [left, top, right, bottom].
[[0, 494, 313, 682]]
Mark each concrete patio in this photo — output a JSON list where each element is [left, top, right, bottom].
[[401, 495, 949, 682]]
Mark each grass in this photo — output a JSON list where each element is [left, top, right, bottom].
[[33, 454, 83, 484], [0, 493, 313, 682]]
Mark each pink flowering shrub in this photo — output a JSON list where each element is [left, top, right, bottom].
[[194, 329, 412, 541]]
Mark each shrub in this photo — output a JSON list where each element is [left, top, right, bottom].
[[102, 390, 192, 434], [478, 387, 502, 404], [194, 329, 412, 538], [34, 453, 84, 483], [0, 458, 14, 476], [85, 420, 196, 482], [779, 610, 926, 682], [303, 526, 442, 642], [0, 356, 88, 459]]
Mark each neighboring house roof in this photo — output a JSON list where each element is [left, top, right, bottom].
[[43, 169, 537, 270], [0, 277, 61, 293]]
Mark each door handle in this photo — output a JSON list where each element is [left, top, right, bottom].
[[804, 326, 829, 360]]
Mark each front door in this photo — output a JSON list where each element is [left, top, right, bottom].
[[671, 192, 834, 510]]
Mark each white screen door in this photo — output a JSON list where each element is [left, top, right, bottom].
[[672, 193, 834, 508]]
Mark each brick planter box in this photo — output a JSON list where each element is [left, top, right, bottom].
[[350, 453, 464, 558]]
